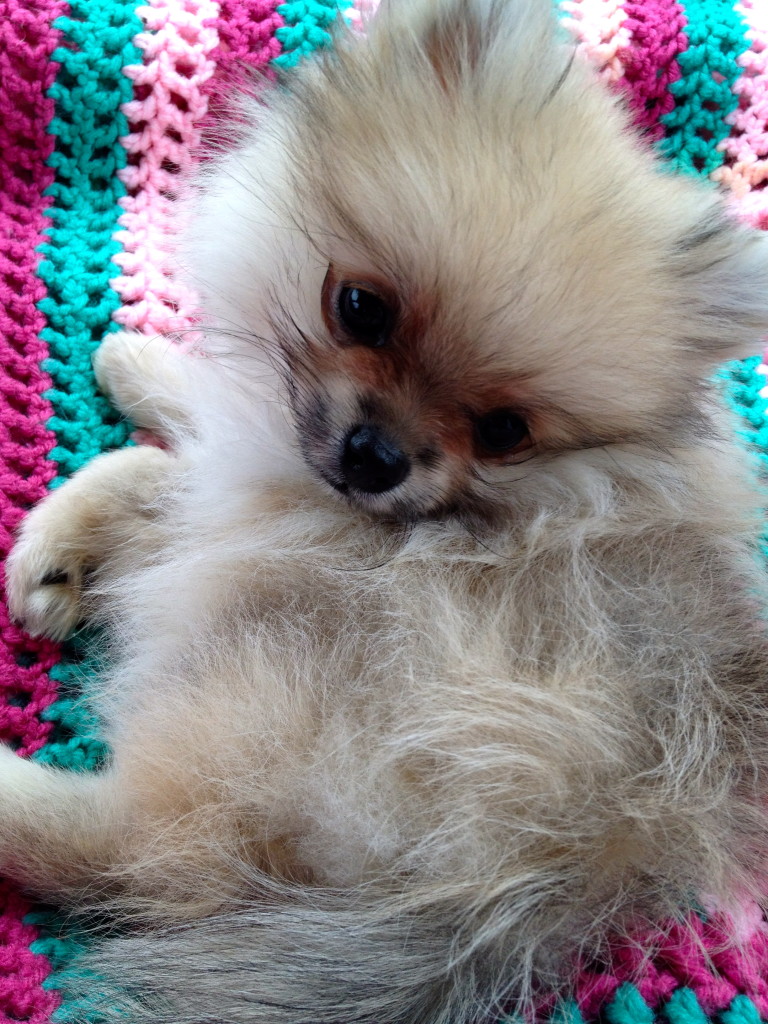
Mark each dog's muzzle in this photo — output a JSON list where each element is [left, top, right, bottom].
[[340, 425, 410, 494]]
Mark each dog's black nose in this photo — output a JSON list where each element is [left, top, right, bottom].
[[341, 426, 410, 494]]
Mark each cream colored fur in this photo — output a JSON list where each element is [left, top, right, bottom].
[[5, 0, 768, 1021]]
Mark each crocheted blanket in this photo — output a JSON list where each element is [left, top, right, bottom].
[[2, 0, 768, 1021]]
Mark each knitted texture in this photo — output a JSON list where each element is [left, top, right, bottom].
[[558, 0, 631, 82], [656, 0, 747, 175], [619, 0, 688, 140], [0, 0, 66, 758], [562, 905, 768, 1023], [713, 0, 768, 227], [0, 2, 86, 1021], [1, 2, 768, 1022], [112, 0, 220, 338], [275, 0, 349, 67]]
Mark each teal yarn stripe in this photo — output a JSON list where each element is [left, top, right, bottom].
[[31, 0, 141, 766], [274, 0, 349, 68], [664, 988, 712, 1024], [725, 357, 768, 464], [34, 633, 110, 773], [721, 994, 764, 1024], [27, 0, 143, 1011], [599, 986, 764, 1024], [31, 0, 141, 772], [659, 0, 749, 178], [36, 0, 142, 487], [604, 983, 655, 1024], [724, 356, 768, 559], [548, 999, 587, 1024]]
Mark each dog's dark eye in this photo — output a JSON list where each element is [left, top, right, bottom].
[[475, 409, 529, 454], [337, 286, 392, 347]]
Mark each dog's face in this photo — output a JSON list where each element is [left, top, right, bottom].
[[190, 0, 768, 522], [283, 258, 542, 521]]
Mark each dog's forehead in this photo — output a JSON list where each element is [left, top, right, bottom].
[[321, 195, 658, 356], [306, 148, 662, 322]]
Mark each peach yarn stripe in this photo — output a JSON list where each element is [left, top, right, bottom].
[[714, 0, 768, 229], [558, 0, 631, 84]]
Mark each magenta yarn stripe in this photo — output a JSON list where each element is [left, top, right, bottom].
[[0, 4, 71, 1019], [213, 0, 284, 66], [0, 0, 67, 759], [208, 0, 285, 115], [619, 0, 688, 141]]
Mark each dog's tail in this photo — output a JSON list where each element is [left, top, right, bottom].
[[66, 883, 557, 1024]]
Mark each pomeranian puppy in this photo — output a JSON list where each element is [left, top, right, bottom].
[[5, 0, 768, 1020]]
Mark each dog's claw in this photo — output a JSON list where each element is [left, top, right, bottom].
[[6, 545, 84, 642]]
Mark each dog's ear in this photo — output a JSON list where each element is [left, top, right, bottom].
[[672, 214, 768, 367], [371, 0, 555, 93], [417, 0, 495, 88]]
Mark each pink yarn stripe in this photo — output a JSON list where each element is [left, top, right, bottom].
[[0, 0, 67, 759], [558, 0, 631, 84], [112, 0, 222, 338], [345, 0, 380, 33], [112, 0, 288, 340], [618, 0, 688, 141], [713, 0, 768, 230]]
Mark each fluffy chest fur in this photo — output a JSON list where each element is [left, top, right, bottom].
[[92, 430, 768, 912]]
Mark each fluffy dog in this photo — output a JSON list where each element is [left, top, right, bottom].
[[5, 0, 768, 1020]]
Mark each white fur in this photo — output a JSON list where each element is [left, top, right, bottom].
[[5, 1, 768, 1020]]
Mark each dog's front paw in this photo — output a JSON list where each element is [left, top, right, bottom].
[[93, 330, 151, 410], [94, 331, 189, 431], [5, 521, 87, 642]]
